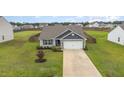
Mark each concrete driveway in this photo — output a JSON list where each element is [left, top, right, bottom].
[[63, 50, 102, 77]]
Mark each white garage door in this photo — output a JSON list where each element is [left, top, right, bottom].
[[63, 40, 83, 49]]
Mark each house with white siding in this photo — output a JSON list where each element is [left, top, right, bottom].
[[76, 24, 83, 27], [12, 25, 21, 31], [108, 24, 124, 45], [105, 24, 116, 29], [22, 24, 34, 30], [86, 22, 99, 28], [0, 16, 14, 42]]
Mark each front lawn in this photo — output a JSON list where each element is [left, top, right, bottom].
[[85, 31, 124, 77], [0, 31, 63, 76]]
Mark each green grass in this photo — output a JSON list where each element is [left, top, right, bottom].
[[0, 31, 63, 77], [85, 31, 124, 77]]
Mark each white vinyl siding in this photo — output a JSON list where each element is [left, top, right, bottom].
[[108, 26, 124, 45], [0, 17, 14, 43]]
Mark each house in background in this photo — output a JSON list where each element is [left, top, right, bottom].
[[108, 24, 124, 45], [12, 24, 18, 29], [99, 22, 106, 28], [22, 24, 34, 30], [105, 24, 116, 29], [76, 24, 83, 27], [0, 16, 14, 43], [12, 24, 21, 31], [86, 22, 99, 28], [38, 23, 48, 29], [39, 25, 87, 49], [34, 25, 38, 29]]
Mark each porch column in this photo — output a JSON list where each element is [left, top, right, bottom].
[[61, 40, 63, 49], [53, 39, 56, 46], [40, 40, 43, 46], [83, 39, 86, 48]]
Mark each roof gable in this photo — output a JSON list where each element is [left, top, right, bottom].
[[109, 25, 124, 34], [56, 30, 72, 39], [0, 17, 12, 29], [63, 32, 83, 39], [119, 24, 124, 30]]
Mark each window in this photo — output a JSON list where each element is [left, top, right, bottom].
[[2, 35, 4, 40], [118, 37, 120, 42], [48, 40, 53, 44], [43, 40, 53, 45], [43, 40, 47, 45]]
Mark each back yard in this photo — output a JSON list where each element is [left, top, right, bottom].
[[0, 31, 63, 76], [85, 31, 124, 77]]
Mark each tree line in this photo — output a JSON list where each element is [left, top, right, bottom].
[[10, 21, 124, 26]]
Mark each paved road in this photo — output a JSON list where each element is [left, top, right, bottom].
[[63, 50, 102, 77]]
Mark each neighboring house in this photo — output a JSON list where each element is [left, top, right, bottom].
[[22, 24, 34, 29], [12, 25, 21, 31], [0, 16, 14, 42], [69, 24, 72, 25], [14, 26, 21, 31], [39, 23, 48, 29], [87, 22, 99, 28], [108, 24, 124, 45], [39, 25, 87, 49], [12, 24, 18, 29], [34, 25, 39, 29], [99, 23, 116, 29], [76, 24, 83, 27], [105, 24, 116, 29], [86, 22, 115, 29], [39, 24, 44, 29], [99, 23, 106, 28]]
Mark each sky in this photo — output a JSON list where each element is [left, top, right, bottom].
[[4, 16, 124, 23]]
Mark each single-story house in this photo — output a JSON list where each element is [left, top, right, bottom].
[[22, 24, 34, 30], [0, 16, 14, 42], [105, 24, 116, 29], [108, 24, 124, 45], [12, 24, 18, 29], [39, 25, 87, 49], [99, 23, 106, 28], [39, 23, 48, 29], [34, 25, 39, 29], [86, 22, 99, 28], [12, 25, 21, 31], [76, 24, 83, 27]]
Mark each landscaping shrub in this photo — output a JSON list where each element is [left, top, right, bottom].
[[36, 46, 62, 52], [35, 50, 46, 63], [51, 46, 62, 52], [37, 46, 43, 50], [36, 46, 50, 50]]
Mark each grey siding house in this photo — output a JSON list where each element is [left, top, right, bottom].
[[39, 25, 87, 49]]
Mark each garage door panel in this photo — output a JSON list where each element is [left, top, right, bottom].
[[63, 40, 83, 49]]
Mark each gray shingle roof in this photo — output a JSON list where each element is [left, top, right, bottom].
[[119, 24, 124, 30], [39, 25, 86, 39]]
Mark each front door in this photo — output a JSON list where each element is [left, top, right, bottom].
[[56, 40, 61, 46]]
